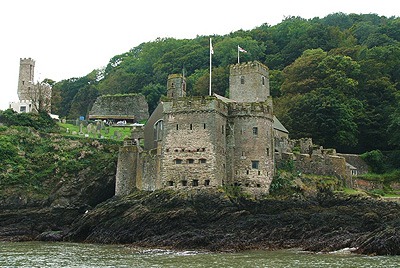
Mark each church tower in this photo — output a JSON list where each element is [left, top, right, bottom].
[[17, 58, 35, 101], [167, 74, 186, 99], [229, 61, 270, 102]]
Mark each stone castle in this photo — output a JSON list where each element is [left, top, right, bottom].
[[115, 61, 286, 196], [9, 58, 52, 113]]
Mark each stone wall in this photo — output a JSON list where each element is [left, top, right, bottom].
[[227, 101, 274, 194], [139, 149, 160, 191], [115, 146, 139, 196], [337, 153, 369, 175], [229, 61, 270, 102], [160, 98, 227, 189], [280, 152, 348, 180], [89, 94, 149, 122]]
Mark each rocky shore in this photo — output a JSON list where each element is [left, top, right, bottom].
[[2, 188, 400, 255]]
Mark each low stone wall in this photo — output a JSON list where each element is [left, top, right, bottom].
[[337, 153, 369, 175]]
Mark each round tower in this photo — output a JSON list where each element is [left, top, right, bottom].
[[228, 102, 274, 195], [18, 58, 35, 101], [167, 74, 186, 99]]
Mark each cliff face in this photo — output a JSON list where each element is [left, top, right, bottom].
[[0, 126, 118, 241], [64, 189, 400, 255]]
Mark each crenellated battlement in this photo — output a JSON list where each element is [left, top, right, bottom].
[[163, 96, 229, 116], [230, 61, 269, 76]]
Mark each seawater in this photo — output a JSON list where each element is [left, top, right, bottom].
[[1, 242, 399, 268]]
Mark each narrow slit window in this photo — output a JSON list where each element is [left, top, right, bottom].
[[253, 127, 258, 136]]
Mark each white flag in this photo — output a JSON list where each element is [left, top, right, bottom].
[[238, 46, 247, 53], [210, 39, 214, 55]]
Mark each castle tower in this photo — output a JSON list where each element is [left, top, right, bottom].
[[229, 61, 270, 102], [167, 74, 186, 99], [226, 61, 274, 195], [18, 58, 35, 101]]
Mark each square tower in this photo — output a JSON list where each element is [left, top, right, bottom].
[[18, 58, 35, 101], [229, 61, 270, 103]]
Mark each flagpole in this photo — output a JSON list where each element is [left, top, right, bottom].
[[209, 38, 212, 96], [208, 38, 213, 96], [237, 45, 240, 64]]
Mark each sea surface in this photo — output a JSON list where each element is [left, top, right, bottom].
[[1, 241, 399, 268]]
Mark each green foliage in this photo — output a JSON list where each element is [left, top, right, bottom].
[[50, 13, 400, 155], [220, 185, 251, 201], [0, 109, 57, 132], [361, 150, 386, 174], [0, 125, 118, 198]]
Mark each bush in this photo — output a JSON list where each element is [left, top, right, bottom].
[[0, 109, 56, 132], [361, 150, 387, 174]]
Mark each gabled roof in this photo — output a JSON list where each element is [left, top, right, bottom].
[[213, 93, 236, 103], [273, 116, 289, 133]]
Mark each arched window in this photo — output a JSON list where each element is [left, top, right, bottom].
[[154, 119, 164, 141]]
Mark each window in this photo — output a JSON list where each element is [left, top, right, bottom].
[[176, 124, 179, 130], [252, 160, 259, 169], [174, 159, 182, 164], [187, 159, 194, 164], [190, 123, 193, 130], [240, 76, 245, 84], [192, 180, 199, 187], [252, 127, 258, 136], [168, 181, 174, 186], [154, 120, 163, 141], [246, 170, 249, 175], [258, 171, 261, 175], [204, 180, 210, 186], [267, 148, 269, 156], [181, 180, 187, 186], [241, 151, 245, 157], [262, 76, 265, 86], [20, 106, 26, 113], [222, 125, 224, 134], [256, 184, 261, 188], [203, 123, 206, 129], [199, 159, 207, 164]]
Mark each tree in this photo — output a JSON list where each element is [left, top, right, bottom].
[[287, 88, 358, 150], [27, 81, 52, 113]]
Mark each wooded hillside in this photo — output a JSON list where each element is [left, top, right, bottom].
[[50, 13, 400, 154]]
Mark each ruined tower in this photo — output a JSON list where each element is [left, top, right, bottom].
[[17, 58, 35, 101], [167, 74, 186, 99]]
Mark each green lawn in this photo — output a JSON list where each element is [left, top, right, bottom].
[[58, 122, 133, 141]]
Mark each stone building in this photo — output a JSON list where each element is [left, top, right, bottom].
[[89, 94, 149, 124], [9, 58, 52, 113], [116, 61, 278, 196]]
